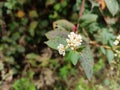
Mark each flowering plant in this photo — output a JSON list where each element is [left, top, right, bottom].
[[45, 0, 119, 81], [45, 19, 93, 80]]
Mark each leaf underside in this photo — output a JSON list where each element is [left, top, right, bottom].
[[45, 29, 69, 40], [80, 44, 93, 80]]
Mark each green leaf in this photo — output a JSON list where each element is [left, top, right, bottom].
[[54, 3, 61, 11], [29, 10, 38, 18], [100, 47, 106, 54], [45, 29, 69, 40], [80, 14, 98, 27], [53, 19, 74, 31], [106, 50, 114, 63], [79, 44, 93, 80], [17, 45, 25, 53], [26, 53, 38, 60], [105, 0, 119, 16], [45, 0, 55, 7], [45, 36, 67, 50], [59, 66, 69, 79], [29, 21, 38, 37], [67, 51, 80, 65], [101, 28, 114, 45]]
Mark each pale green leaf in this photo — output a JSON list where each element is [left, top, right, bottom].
[[80, 14, 98, 27], [105, 0, 119, 16], [53, 19, 74, 31], [106, 50, 114, 63], [45, 36, 67, 50], [45, 29, 69, 40]]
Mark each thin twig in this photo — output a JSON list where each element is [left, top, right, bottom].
[[89, 41, 111, 49], [79, 0, 85, 18], [76, 0, 85, 31]]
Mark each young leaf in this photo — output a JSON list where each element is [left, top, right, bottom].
[[105, 0, 119, 16], [106, 50, 114, 63], [45, 29, 69, 40], [79, 14, 98, 27], [53, 19, 74, 31], [79, 44, 93, 80], [67, 51, 80, 65], [45, 36, 67, 50]]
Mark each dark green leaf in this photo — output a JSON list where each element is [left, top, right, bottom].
[[79, 44, 93, 80]]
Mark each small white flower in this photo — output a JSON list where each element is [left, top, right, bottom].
[[57, 44, 65, 56], [114, 54, 117, 57], [113, 40, 119, 45]]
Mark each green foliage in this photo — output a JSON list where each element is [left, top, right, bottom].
[[12, 78, 36, 90], [76, 78, 96, 90], [93, 59, 105, 73], [13, 71, 35, 90]]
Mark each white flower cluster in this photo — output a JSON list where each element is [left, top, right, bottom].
[[57, 32, 82, 56], [66, 32, 82, 50], [113, 35, 120, 46], [113, 35, 120, 57], [114, 50, 120, 57]]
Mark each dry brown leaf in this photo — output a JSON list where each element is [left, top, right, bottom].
[[97, 0, 106, 10]]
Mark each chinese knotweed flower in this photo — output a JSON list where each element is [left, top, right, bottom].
[[66, 32, 82, 50], [57, 32, 82, 56]]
